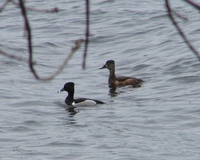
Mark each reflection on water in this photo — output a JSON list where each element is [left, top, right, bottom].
[[67, 107, 79, 116], [54, 102, 79, 116], [108, 83, 143, 97], [108, 84, 118, 97]]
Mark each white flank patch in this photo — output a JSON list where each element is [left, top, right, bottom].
[[72, 100, 96, 106]]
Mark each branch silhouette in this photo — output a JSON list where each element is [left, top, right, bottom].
[[165, 0, 200, 60], [0, 0, 89, 80], [83, 0, 90, 69], [0, 0, 10, 12]]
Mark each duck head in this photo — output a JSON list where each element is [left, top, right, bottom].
[[100, 60, 115, 70], [58, 82, 74, 93]]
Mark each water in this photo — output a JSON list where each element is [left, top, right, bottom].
[[1, 0, 200, 159]]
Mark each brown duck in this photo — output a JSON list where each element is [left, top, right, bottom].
[[100, 60, 144, 87]]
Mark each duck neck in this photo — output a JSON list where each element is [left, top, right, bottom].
[[65, 89, 74, 105], [109, 68, 116, 79]]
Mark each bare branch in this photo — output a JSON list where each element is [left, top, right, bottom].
[[171, 9, 188, 21], [0, 0, 11, 12], [12, 0, 58, 13], [82, 0, 90, 69], [165, 0, 200, 60], [0, 49, 28, 63], [0, 0, 89, 81], [19, 0, 37, 78], [18, 0, 83, 81], [185, 0, 200, 10], [39, 39, 84, 81]]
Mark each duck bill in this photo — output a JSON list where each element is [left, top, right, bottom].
[[57, 87, 65, 93], [99, 64, 107, 69]]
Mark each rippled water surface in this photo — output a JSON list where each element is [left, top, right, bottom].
[[1, 0, 200, 160]]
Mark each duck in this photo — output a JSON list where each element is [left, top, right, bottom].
[[100, 60, 143, 87], [58, 82, 104, 106]]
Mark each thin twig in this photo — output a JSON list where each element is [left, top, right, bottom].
[[185, 0, 200, 10], [19, 0, 38, 78], [0, 0, 11, 12], [166, 0, 200, 60], [0, 49, 28, 63], [39, 39, 84, 81], [12, 0, 58, 13], [172, 9, 188, 21], [82, 0, 90, 69]]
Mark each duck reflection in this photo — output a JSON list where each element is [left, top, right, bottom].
[[66, 106, 79, 116], [54, 101, 79, 116], [108, 84, 118, 97], [108, 83, 142, 97]]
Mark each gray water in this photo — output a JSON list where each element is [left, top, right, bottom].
[[1, 0, 200, 160]]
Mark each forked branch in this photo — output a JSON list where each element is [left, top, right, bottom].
[[0, 0, 89, 80]]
